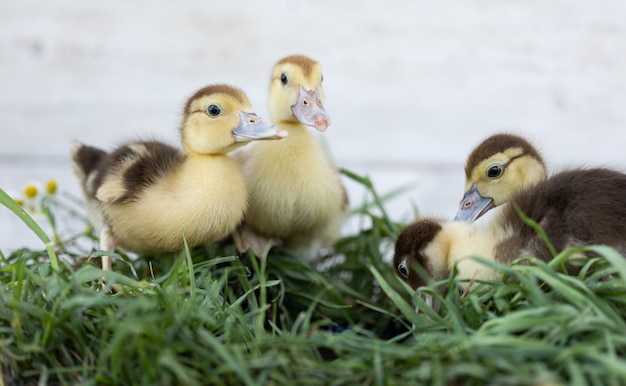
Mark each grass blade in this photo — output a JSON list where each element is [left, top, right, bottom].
[[0, 187, 59, 271]]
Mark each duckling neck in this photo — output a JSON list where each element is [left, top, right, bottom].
[[446, 222, 497, 262], [260, 121, 321, 158], [281, 121, 312, 137], [183, 152, 240, 174], [169, 153, 246, 206], [183, 142, 247, 156], [441, 221, 508, 285]]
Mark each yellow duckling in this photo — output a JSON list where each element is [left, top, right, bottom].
[[455, 133, 547, 222], [395, 167, 626, 310], [72, 84, 287, 270], [234, 55, 348, 262]]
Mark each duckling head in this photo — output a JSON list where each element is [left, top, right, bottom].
[[393, 218, 450, 291], [394, 218, 501, 312], [455, 133, 547, 222], [393, 218, 460, 312], [181, 84, 287, 156], [268, 55, 331, 131]]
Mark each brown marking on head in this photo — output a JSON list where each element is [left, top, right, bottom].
[[183, 84, 249, 118], [465, 134, 545, 179], [275, 55, 318, 78], [393, 218, 443, 290]]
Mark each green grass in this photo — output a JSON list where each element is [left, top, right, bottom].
[[2, 173, 626, 385]]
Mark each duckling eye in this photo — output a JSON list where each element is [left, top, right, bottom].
[[207, 105, 222, 117], [280, 73, 288, 85], [487, 165, 503, 179], [397, 262, 409, 279]]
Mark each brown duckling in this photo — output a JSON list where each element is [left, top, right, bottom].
[[395, 168, 626, 298], [72, 84, 286, 270], [455, 133, 547, 222]]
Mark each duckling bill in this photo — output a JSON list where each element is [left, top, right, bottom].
[[72, 84, 286, 270], [395, 168, 626, 309]]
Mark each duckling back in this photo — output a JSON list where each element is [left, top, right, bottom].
[[98, 147, 248, 253], [496, 168, 626, 265], [72, 140, 244, 253]]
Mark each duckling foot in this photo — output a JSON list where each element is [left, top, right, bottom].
[[233, 224, 281, 259], [99, 226, 117, 271]]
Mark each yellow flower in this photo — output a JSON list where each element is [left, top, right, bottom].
[[24, 184, 38, 199], [46, 180, 58, 195]]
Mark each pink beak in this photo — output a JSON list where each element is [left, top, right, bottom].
[[291, 86, 331, 132]]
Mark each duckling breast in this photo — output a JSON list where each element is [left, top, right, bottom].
[[242, 129, 346, 239]]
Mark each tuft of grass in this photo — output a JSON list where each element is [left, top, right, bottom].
[[2, 172, 626, 385]]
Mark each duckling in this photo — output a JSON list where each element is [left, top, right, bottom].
[[234, 55, 348, 262], [72, 84, 287, 270], [395, 168, 626, 295], [455, 133, 547, 222]]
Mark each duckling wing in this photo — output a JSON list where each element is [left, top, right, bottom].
[[94, 141, 184, 204], [497, 168, 626, 263]]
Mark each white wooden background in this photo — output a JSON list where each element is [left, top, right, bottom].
[[2, 1, 626, 253]]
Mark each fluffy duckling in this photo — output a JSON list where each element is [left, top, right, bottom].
[[395, 168, 626, 296], [72, 84, 286, 270], [455, 133, 547, 222], [234, 55, 348, 261]]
